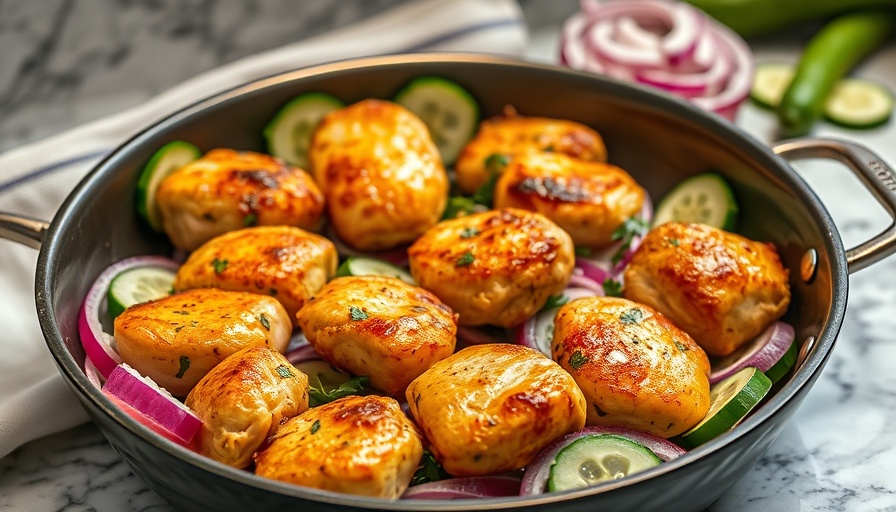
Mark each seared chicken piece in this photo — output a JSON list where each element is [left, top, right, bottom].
[[113, 288, 291, 396], [309, 99, 449, 251], [296, 275, 456, 396], [185, 346, 309, 468], [454, 107, 607, 194], [493, 152, 645, 248], [173, 225, 337, 326], [624, 222, 791, 357], [408, 208, 574, 327], [553, 296, 710, 438], [156, 149, 325, 251], [254, 395, 422, 499], [406, 344, 587, 477]]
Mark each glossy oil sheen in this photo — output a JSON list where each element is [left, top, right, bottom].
[[34, 54, 848, 512]]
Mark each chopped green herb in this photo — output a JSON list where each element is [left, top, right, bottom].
[[211, 257, 229, 274], [484, 153, 511, 173], [575, 246, 593, 257], [259, 313, 271, 331], [276, 365, 294, 378], [542, 294, 569, 310], [173, 310, 190, 315], [455, 252, 475, 267], [442, 196, 477, 220], [175, 356, 190, 379], [243, 213, 258, 227], [620, 308, 645, 325], [473, 174, 500, 206], [610, 217, 649, 264], [668, 238, 680, 246], [569, 350, 588, 371], [411, 449, 450, 486], [460, 227, 480, 239], [308, 376, 370, 407], [311, 419, 321, 434], [269, 288, 278, 296], [602, 278, 623, 297], [674, 341, 690, 352], [349, 306, 368, 321]]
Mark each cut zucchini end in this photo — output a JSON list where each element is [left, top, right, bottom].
[[336, 257, 415, 285], [680, 367, 772, 449], [547, 434, 662, 492], [136, 141, 201, 232], [393, 76, 480, 166], [764, 338, 799, 384], [264, 92, 344, 169], [652, 172, 739, 231], [824, 78, 893, 130], [750, 63, 795, 110]]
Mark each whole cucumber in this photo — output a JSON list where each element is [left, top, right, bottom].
[[684, 0, 896, 37], [777, 9, 895, 137]]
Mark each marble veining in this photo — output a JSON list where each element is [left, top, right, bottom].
[[2, 1, 896, 511]]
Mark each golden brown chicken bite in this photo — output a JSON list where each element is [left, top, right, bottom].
[[493, 152, 645, 248], [254, 395, 422, 499], [155, 149, 325, 251], [173, 225, 337, 326], [623, 222, 791, 357], [296, 275, 456, 396], [454, 107, 607, 194], [113, 288, 291, 396], [552, 296, 711, 438], [309, 99, 449, 251], [408, 208, 575, 327], [406, 344, 586, 477], [185, 346, 308, 468]]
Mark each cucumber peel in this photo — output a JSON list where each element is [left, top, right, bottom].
[[264, 92, 344, 169], [679, 367, 771, 448], [136, 141, 201, 232], [652, 173, 738, 230]]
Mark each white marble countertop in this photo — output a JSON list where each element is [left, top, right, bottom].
[[2, 2, 896, 511]]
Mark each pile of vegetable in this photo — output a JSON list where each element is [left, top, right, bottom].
[[78, 75, 803, 501]]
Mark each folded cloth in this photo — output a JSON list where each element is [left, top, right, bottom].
[[0, 0, 527, 458]]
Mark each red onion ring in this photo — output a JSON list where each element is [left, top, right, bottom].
[[560, 0, 753, 120], [285, 343, 322, 365], [517, 287, 601, 356], [79, 255, 180, 378], [709, 322, 795, 384], [520, 425, 686, 495], [402, 476, 521, 500]]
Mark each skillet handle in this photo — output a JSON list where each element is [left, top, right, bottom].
[[773, 137, 896, 274], [0, 212, 48, 250]]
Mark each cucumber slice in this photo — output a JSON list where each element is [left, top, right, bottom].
[[547, 434, 662, 492], [652, 173, 738, 230], [107, 266, 176, 320], [264, 92, 344, 169], [750, 63, 794, 110], [136, 141, 201, 232], [764, 338, 799, 384], [679, 367, 771, 448], [291, 360, 350, 392], [824, 78, 893, 129], [336, 256, 415, 285], [394, 76, 479, 165]]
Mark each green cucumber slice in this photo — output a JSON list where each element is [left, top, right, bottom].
[[107, 266, 176, 319], [292, 360, 351, 392], [751, 63, 795, 110], [824, 78, 893, 129], [679, 367, 771, 448], [393, 76, 479, 165], [264, 92, 344, 169], [652, 172, 738, 230], [764, 338, 799, 384], [136, 141, 201, 232], [547, 434, 662, 492], [336, 257, 415, 285]]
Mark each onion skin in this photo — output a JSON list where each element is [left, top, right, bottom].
[[519, 425, 686, 495], [402, 475, 522, 500], [709, 321, 795, 384]]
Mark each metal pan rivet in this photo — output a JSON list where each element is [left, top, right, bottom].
[[801, 249, 818, 283]]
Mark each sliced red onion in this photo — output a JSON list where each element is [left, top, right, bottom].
[[661, 2, 703, 65], [615, 16, 659, 49], [588, 20, 664, 69], [287, 329, 310, 352], [285, 343, 322, 364], [517, 288, 601, 356], [79, 255, 181, 378], [402, 476, 521, 500], [84, 358, 103, 389], [709, 322, 795, 384], [689, 24, 754, 121], [325, 224, 409, 267], [520, 425, 686, 496], [103, 363, 202, 445], [568, 273, 607, 294], [456, 326, 507, 346]]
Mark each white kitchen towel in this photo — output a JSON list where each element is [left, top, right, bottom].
[[0, 0, 527, 458]]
